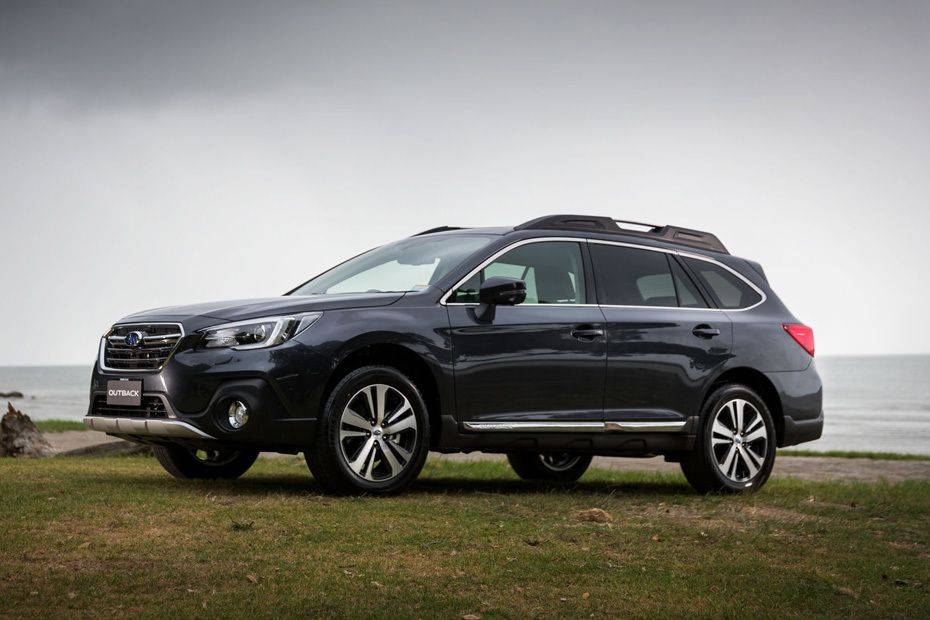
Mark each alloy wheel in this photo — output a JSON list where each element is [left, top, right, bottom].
[[190, 448, 241, 466], [338, 384, 419, 482], [710, 398, 769, 482], [539, 452, 582, 472]]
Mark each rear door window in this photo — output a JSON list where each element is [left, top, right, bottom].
[[669, 257, 708, 308], [591, 244, 679, 307], [682, 258, 762, 309]]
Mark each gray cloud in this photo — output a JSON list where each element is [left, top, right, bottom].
[[1, 1, 929, 363], [1, 1, 336, 106], [5, 1, 927, 110]]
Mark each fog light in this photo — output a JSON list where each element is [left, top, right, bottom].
[[227, 400, 249, 429]]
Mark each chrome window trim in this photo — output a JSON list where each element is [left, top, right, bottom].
[[98, 322, 186, 373], [440, 236, 767, 312], [445, 303, 601, 308]]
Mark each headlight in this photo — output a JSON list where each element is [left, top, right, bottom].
[[199, 312, 322, 350]]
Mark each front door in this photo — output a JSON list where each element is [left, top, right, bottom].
[[447, 240, 606, 425], [588, 242, 732, 423]]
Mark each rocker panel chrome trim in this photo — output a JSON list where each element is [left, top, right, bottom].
[[463, 420, 687, 433], [604, 420, 688, 432], [463, 421, 603, 432]]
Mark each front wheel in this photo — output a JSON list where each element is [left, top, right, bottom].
[[507, 452, 592, 482], [153, 445, 259, 480], [305, 366, 430, 495], [680, 384, 776, 494]]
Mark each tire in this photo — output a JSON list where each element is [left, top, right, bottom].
[[506, 452, 593, 482], [680, 383, 776, 494], [153, 445, 259, 480], [305, 366, 430, 495]]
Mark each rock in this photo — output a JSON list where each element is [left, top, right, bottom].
[[575, 508, 613, 524], [0, 391, 24, 399], [1, 402, 56, 457]]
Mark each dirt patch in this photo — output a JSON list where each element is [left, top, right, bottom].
[[740, 506, 818, 524], [433, 452, 930, 483], [575, 508, 613, 523], [644, 502, 817, 532], [44, 430, 123, 452]]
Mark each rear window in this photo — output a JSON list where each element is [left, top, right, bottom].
[[591, 244, 706, 308], [683, 258, 762, 309]]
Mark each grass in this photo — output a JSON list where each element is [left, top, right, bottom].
[[1, 457, 928, 618], [34, 419, 87, 433], [780, 449, 930, 461]]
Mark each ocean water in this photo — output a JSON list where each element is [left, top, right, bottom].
[[814, 356, 930, 455], [1, 365, 92, 421], [1, 357, 928, 455]]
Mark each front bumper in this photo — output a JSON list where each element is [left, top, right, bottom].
[[84, 415, 215, 439], [89, 336, 329, 449]]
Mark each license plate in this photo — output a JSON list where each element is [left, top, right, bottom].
[[106, 380, 142, 407]]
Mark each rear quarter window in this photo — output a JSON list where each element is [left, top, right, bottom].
[[683, 258, 762, 309]]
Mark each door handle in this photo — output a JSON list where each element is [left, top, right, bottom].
[[571, 325, 604, 341], [692, 324, 721, 339]]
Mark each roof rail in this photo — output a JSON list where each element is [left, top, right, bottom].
[[412, 226, 467, 236], [514, 214, 729, 254]]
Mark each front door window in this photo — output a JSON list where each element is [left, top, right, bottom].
[[449, 241, 587, 304]]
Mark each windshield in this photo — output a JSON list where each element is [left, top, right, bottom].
[[290, 234, 496, 296]]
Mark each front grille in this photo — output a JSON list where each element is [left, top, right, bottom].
[[91, 395, 168, 419], [103, 323, 183, 371]]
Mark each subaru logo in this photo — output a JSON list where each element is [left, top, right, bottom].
[[125, 331, 146, 348]]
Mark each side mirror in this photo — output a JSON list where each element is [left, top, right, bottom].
[[474, 277, 526, 322], [479, 276, 527, 306]]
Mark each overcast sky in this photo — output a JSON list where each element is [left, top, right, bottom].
[[1, 0, 929, 365]]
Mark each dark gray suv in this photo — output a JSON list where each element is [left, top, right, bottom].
[[86, 215, 823, 494]]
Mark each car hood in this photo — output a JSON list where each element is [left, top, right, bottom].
[[117, 292, 406, 330]]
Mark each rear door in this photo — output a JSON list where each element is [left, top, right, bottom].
[[446, 240, 606, 425], [589, 242, 732, 424]]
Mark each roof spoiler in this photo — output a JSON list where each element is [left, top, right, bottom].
[[514, 215, 729, 254]]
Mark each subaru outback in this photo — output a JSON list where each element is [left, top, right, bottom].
[[86, 215, 823, 494]]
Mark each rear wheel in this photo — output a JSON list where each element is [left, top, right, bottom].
[[153, 445, 259, 480], [305, 366, 430, 495], [680, 384, 776, 494], [507, 452, 592, 482]]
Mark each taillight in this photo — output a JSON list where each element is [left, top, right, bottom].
[[783, 323, 815, 357]]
